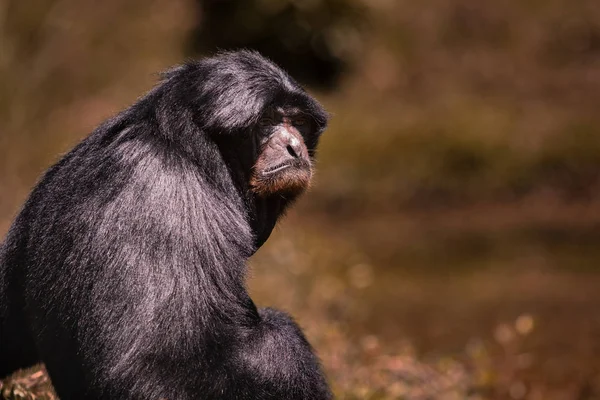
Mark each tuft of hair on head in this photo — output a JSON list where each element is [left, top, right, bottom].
[[158, 50, 329, 135]]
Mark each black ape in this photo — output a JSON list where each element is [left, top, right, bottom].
[[0, 50, 331, 400]]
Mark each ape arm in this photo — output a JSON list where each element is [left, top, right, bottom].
[[230, 308, 331, 399]]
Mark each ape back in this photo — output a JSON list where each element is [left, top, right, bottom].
[[0, 51, 331, 400]]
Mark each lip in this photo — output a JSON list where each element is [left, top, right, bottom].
[[263, 162, 292, 175]]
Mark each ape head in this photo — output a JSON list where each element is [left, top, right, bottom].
[[158, 51, 328, 248], [249, 104, 315, 197]]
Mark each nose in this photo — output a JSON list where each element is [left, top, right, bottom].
[[286, 143, 299, 158], [280, 130, 304, 159]]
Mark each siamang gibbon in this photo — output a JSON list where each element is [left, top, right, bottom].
[[0, 50, 331, 400]]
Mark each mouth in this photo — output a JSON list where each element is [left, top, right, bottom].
[[250, 159, 313, 196], [263, 162, 292, 175]]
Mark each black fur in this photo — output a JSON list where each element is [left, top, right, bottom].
[[0, 50, 331, 399]]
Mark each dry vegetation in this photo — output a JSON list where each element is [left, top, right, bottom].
[[2, 0, 600, 399]]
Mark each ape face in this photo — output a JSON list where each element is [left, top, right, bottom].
[[250, 106, 317, 197], [211, 101, 325, 250]]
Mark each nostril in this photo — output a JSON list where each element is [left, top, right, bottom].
[[286, 144, 298, 158]]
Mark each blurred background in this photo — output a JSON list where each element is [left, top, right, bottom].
[[2, 0, 600, 399]]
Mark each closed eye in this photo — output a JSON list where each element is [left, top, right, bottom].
[[259, 118, 274, 127], [293, 118, 307, 126]]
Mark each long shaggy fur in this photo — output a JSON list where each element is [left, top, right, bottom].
[[0, 50, 331, 400]]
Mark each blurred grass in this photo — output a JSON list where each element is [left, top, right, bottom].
[[313, 99, 600, 212], [2, 0, 600, 399]]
